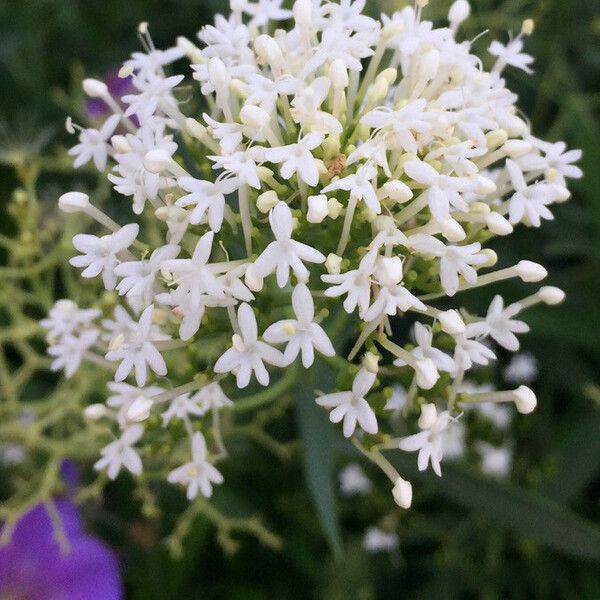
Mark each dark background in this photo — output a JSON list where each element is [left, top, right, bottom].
[[1, 1, 599, 598]]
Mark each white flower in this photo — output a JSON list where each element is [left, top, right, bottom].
[[122, 73, 184, 120], [253, 201, 325, 287], [339, 463, 372, 497], [161, 393, 204, 426], [94, 424, 144, 480], [190, 382, 233, 415], [505, 159, 557, 227], [176, 176, 238, 231], [363, 527, 399, 553], [453, 334, 496, 371], [322, 249, 376, 317], [105, 305, 168, 387], [48, 329, 99, 378], [244, 0, 292, 28], [477, 442, 512, 478], [398, 404, 454, 476], [214, 302, 284, 388], [393, 322, 455, 375], [70, 223, 139, 290], [167, 432, 224, 499], [106, 382, 164, 427], [208, 148, 262, 189], [114, 244, 180, 312], [489, 37, 534, 74], [290, 77, 342, 135], [408, 234, 487, 296], [316, 368, 378, 438], [264, 133, 324, 186], [68, 114, 120, 171], [263, 283, 335, 367], [321, 162, 381, 213], [503, 352, 538, 384], [466, 295, 529, 351], [40, 299, 100, 340]]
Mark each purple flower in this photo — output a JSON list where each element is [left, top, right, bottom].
[[0, 500, 123, 599]]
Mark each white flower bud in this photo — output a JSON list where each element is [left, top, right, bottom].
[[244, 264, 264, 292], [58, 191, 90, 213], [503, 139, 532, 158], [127, 395, 154, 422], [155, 206, 170, 222], [485, 129, 509, 149], [392, 477, 413, 509], [82, 78, 108, 98], [325, 253, 343, 275], [256, 190, 280, 213], [254, 34, 283, 65], [475, 175, 497, 195], [293, 0, 312, 27], [375, 256, 403, 286], [208, 57, 229, 90], [552, 185, 571, 202], [382, 180, 413, 203], [481, 249, 498, 267], [143, 149, 173, 173], [439, 218, 466, 242], [111, 134, 130, 153], [438, 309, 466, 335], [515, 260, 547, 282], [485, 212, 513, 235], [230, 0, 247, 12], [307, 194, 329, 223], [327, 198, 343, 219], [84, 404, 108, 421], [379, 68, 397, 86], [363, 351, 379, 374], [522, 18, 535, 35], [240, 104, 270, 130], [414, 358, 438, 390], [448, 0, 470, 27], [329, 59, 349, 89], [420, 48, 440, 81], [418, 403, 437, 429], [513, 385, 537, 414], [538, 286, 565, 305], [185, 117, 207, 140]]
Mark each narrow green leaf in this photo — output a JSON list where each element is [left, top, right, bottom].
[[389, 453, 600, 561]]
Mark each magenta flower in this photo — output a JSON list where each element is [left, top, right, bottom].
[[0, 500, 123, 599]]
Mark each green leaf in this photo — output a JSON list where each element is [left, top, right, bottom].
[[389, 453, 600, 561], [294, 308, 353, 558]]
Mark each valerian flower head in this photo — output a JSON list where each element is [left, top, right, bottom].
[[48, 0, 578, 509]]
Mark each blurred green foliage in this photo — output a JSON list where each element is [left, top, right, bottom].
[[1, 0, 600, 598]]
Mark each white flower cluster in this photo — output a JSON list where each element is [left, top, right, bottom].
[[45, 0, 580, 507]]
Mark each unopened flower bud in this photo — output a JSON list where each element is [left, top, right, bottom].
[[143, 149, 172, 173], [240, 104, 270, 129], [420, 48, 440, 81], [127, 395, 154, 422], [392, 477, 413, 509], [82, 78, 108, 98], [485, 212, 513, 235], [363, 351, 379, 374], [325, 253, 342, 275], [307, 194, 328, 223], [418, 403, 437, 429], [382, 180, 413, 203], [254, 34, 283, 65], [84, 404, 108, 421], [58, 192, 90, 213], [111, 134, 130, 153], [327, 198, 343, 219], [375, 256, 403, 286], [513, 385, 537, 414], [256, 190, 279, 213], [485, 129, 508, 149], [503, 139, 532, 158], [522, 19, 535, 35], [244, 265, 264, 292], [448, 0, 470, 27], [415, 358, 438, 390], [438, 309, 466, 335], [329, 59, 349, 89], [208, 57, 229, 89], [439, 218, 466, 242], [185, 117, 207, 140], [481, 249, 498, 267], [515, 260, 547, 282], [538, 286, 565, 305]]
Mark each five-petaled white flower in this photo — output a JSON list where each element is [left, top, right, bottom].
[[253, 201, 325, 287], [105, 305, 168, 386], [167, 432, 224, 499], [263, 283, 335, 367], [214, 302, 284, 388], [70, 223, 139, 290], [94, 424, 144, 480], [264, 133, 324, 187], [316, 368, 378, 438], [68, 114, 120, 171]]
